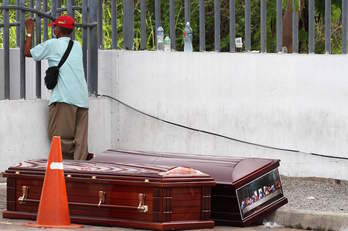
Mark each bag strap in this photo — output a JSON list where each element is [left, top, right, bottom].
[[58, 39, 74, 68]]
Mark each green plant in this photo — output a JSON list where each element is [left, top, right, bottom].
[[0, 0, 346, 54]]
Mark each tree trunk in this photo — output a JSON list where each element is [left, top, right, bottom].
[[282, 0, 305, 53]]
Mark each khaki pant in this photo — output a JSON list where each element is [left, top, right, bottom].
[[48, 102, 88, 160]]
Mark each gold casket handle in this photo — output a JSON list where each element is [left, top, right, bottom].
[[18, 186, 29, 204], [98, 191, 105, 207], [137, 193, 148, 213]]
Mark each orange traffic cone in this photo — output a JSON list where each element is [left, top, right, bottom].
[[26, 136, 82, 228]]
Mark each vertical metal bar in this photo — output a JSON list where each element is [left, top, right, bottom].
[[16, 0, 20, 46], [261, 0, 266, 53], [67, 0, 75, 40], [43, 0, 48, 41], [292, 0, 298, 53], [200, 0, 205, 51], [72, 0, 75, 39], [129, 0, 134, 49], [52, 0, 58, 17], [214, 0, 220, 51], [30, 0, 34, 18], [276, 0, 282, 52], [3, 0, 10, 99], [245, 0, 251, 51], [30, 0, 35, 47], [123, 0, 129, 49], [229, 0, 235, 52], [170, 0, 176, 50], [343, 0, 348, 54], [36, 0, 42, 98], [124, 0, 134, 49], [88, 0, 98, 95], [82, 0, 88, 79], [308, 0, 314, 53], [140, 0, 146, 50], [98, 0, 103, 49], [19, 0, 26, 98], [57, 0, 62, 15], [155, 0, 161, 34], [185, 0, 190, 23], [112, 0, 118, 49], [67, 0, 73, 20], [52, 0, 58, 37], [325, 0, 331, 54]]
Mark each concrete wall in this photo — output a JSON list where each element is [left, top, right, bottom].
[[0, 50, 111, 171], [1, 49, 348, 180], [102, 51, 348, 180], [0, 97, 112, 170]]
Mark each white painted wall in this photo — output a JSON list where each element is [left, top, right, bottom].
[[0, 97, 111, 170], [0, 49, 111, 170], [104, 51, 348, 180], [1, 49, 348, 180]]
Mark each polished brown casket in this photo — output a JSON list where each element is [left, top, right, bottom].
[[2, 159, 215, 230], [92, 149, 288, 226]]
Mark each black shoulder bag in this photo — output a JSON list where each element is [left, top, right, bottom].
[[44, 39, 74, 90]]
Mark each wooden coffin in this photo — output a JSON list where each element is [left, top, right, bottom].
[[3, 159, 215, 230], [92, 149, 288, 226]]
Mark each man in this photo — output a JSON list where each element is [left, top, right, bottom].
[[25, 15, 89, 160]]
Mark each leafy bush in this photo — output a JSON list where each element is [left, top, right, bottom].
[[0, 0, 345, 53]]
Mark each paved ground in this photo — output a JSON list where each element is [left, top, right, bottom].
[[1, 176, 348, 230], [281, 176, 348, 213], [269, 176, 348, 231], [0, 219, 302, 231]]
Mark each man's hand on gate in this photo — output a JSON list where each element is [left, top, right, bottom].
[[25, 18, 34, 34], [24, 18, 34, 57]]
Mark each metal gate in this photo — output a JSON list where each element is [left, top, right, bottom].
[[2, 1, 348, 100], [0, 0, 98, 100]]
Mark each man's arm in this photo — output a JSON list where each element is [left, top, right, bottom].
[[24, 18, 34, 57]]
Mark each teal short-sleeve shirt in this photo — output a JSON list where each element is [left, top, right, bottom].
[[30, 37, 88, 108]]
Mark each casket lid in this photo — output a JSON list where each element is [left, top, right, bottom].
[[93, 149, 280, 187], [4, 159, 215, 185]]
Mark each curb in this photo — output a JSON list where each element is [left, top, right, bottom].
[[268, 208, 348, 231]]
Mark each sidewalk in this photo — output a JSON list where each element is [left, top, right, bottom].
[[267, 176, 348, 231], [1, 176, 348, 231]]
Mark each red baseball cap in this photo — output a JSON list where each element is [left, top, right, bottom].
[[49, 15, 75, 30]]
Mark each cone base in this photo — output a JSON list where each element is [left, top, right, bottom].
[[25, 222, 83, 229]]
